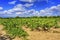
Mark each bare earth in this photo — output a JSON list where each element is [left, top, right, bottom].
[[22, 27, 60, 40], [0, 25, 60, 40]]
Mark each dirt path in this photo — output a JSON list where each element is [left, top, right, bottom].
[[0, 25, 6, 35], [22, 26, 60, 40], [0, 25, 60, 40]]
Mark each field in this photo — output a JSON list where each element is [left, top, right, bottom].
[[0, 17, 60, 40]]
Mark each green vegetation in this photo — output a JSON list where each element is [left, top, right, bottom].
[[0, 16, 60, 40]]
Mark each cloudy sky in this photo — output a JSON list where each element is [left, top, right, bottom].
[[0, 0, 60, 17]]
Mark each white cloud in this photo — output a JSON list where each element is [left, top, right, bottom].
[[8, 1, 16, 4], [0, 7, 3, 10], [19, 0, 48, 3], [16, 12, 22, 14], [38, 0, 48, 2], [24, 3, 33, 7], [25, 4, 60, 16], [2, 4, 26, 15], [0, 4, 60, 17], [3, 3, 33, 15], [20, 0, 36, 3], [39, 5, 60, 16], [13, 4, 26, 12], [0, 7, 3, 14]]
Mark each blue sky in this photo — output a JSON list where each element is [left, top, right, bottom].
[[0, 0, 60, 17]]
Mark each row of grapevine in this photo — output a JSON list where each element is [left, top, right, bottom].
[[0, 17, 60, 40]]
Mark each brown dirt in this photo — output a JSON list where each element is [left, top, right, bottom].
[[22, 26, 60, 40], [0, 25, 6, 35], [13, 36, 22, 40], [0, 25, 60, 40]]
